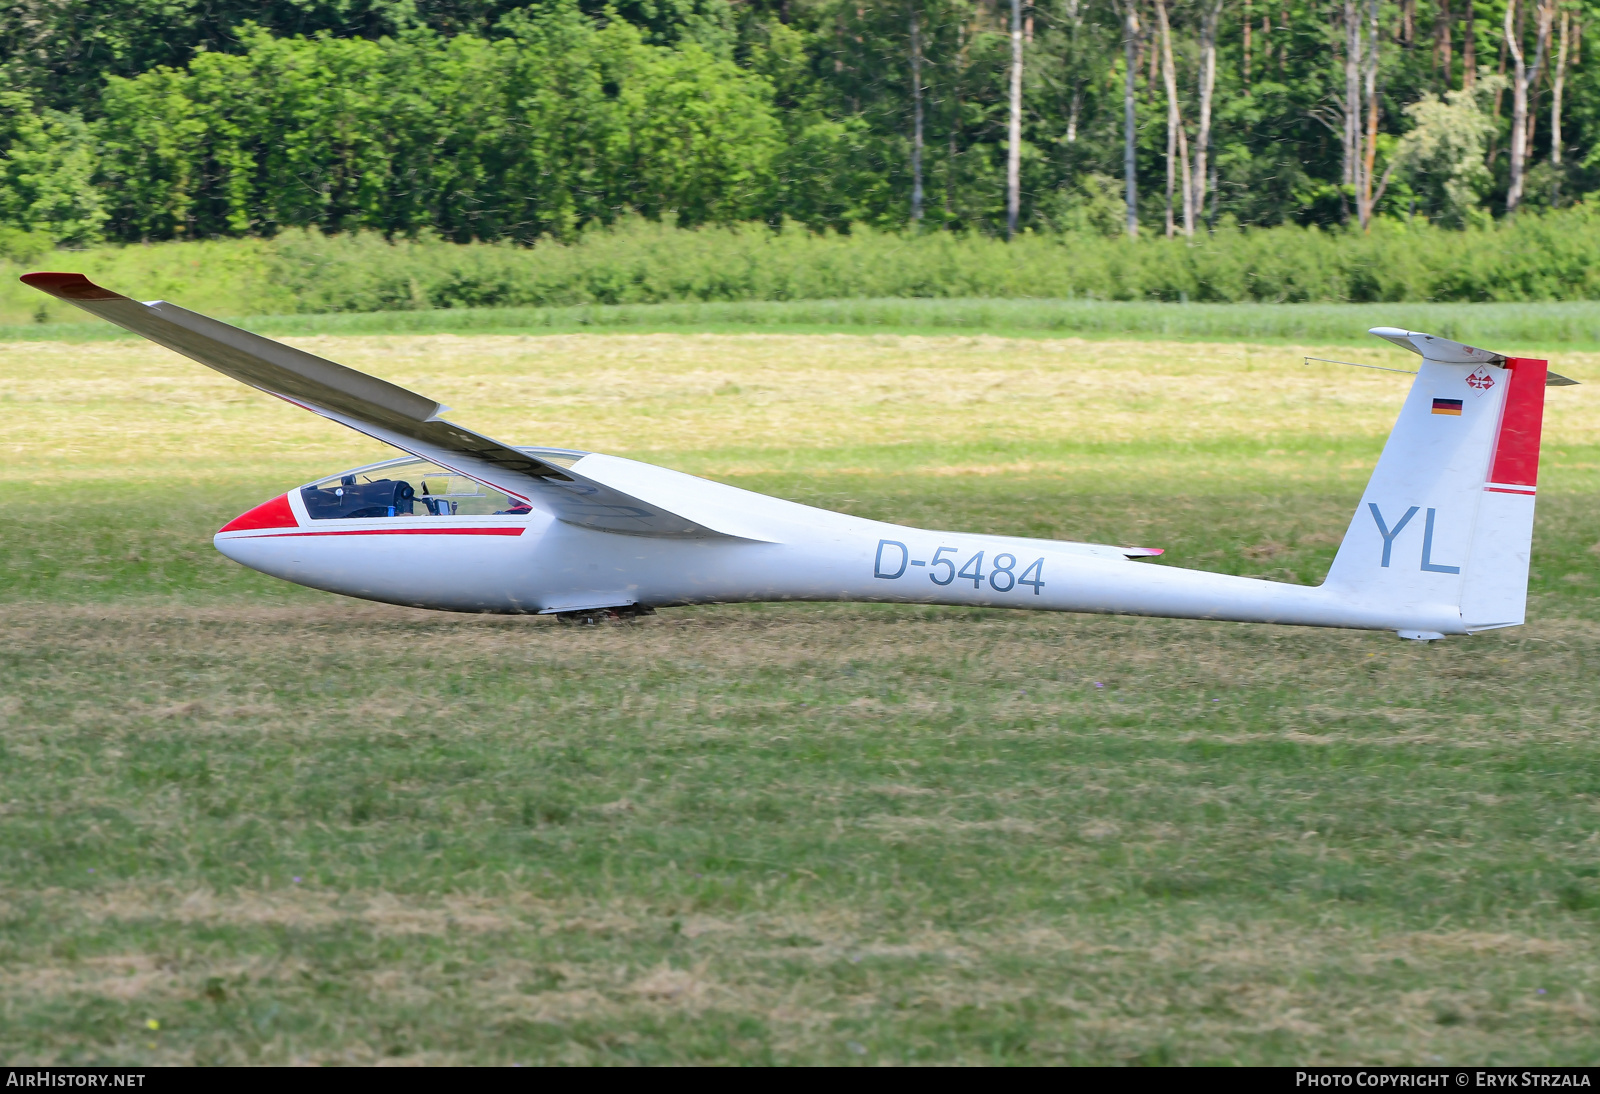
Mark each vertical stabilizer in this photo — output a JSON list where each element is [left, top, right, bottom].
[[1323, 329, 1551, 636]]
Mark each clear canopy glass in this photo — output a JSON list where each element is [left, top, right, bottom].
[[299, 449, 584, 520]]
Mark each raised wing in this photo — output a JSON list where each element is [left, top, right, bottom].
[[23, 272, 746, 539]]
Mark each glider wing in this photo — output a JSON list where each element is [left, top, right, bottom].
[[23, 272, 742, 539]]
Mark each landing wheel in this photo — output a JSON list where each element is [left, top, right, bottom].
[[554, 606, 656, 625]]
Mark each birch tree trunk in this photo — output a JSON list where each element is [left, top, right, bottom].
[[1464, 4, 1476, 88], [1505, 0, 1551, 213], [1360, 0, 1380, 228], [1177, 121, 1192, 233], [1065, 0, 1083, 143], [1158, 0, 1196, 238], [1158, 0, 1180, 237], [1532, 0, 1555, 147], [1007, 0, 1023, 238], [1121, 0, 1140, 237], [910, 7, 925, 225], [1553, 6, 1569, 204], [1435, 0, 1453, 84], [1191, 0, 1222, 227], [1344, 0, 1362, 204]]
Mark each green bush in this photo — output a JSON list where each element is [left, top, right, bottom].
[[0, 92, 106, 246], [8, 208, 1600, 327]]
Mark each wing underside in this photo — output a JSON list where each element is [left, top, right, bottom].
[[23, 272, 740, 539]]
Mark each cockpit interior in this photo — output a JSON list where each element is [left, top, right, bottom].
[[299, 449, 586, 520]]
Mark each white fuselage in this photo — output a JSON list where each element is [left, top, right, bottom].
[[216, 453, 1468, 634]]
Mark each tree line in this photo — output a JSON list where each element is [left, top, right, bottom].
[[1, 0, 1595, 246]]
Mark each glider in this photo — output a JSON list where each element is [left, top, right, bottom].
[[24, 272, 1575, 639]]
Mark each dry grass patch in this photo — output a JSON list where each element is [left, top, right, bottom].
[[7, 333, 1597, 488]]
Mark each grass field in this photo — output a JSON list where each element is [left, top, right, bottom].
[[3, 330, 1600, 1064], [18, 297, 1600, 351]]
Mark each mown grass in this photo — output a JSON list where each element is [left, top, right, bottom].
[[2, 333, 1598, 1064]]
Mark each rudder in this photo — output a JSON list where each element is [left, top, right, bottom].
[[1458, 355, 1547, 630]]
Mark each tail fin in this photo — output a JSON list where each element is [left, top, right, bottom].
[[1323, 329, 1559, 636]]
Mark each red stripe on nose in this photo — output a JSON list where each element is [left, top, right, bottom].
[[219, 493, 299, 533]]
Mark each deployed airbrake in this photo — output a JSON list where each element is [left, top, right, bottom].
[[23, 272, 1576, 639]]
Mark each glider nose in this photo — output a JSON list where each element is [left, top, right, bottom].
[[218, 493, 299, 534]]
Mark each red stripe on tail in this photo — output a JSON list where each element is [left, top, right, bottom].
[[1487, 358, 1549, 490]]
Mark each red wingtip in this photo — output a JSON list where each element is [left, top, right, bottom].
[[20, 272, 123, 301], [219, 494, 299, 534]]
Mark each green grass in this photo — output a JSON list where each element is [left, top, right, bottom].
[[4, 469, 1600, 1065], [3, 331, 1599, 1064], [14, 296, 1600, 350]]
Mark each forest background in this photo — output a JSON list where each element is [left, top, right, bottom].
[[2, 0, 1599, 301]]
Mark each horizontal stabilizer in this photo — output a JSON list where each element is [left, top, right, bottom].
[[22, 272, 748, 540], [1368, 327, 1578, 385], [1367, 327, 1506, 365]]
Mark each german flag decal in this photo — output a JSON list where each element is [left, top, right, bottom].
[[1432, 398, 1464, 416]]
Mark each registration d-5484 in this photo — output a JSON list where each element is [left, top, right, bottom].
[[873, 539, 1044, 594]]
